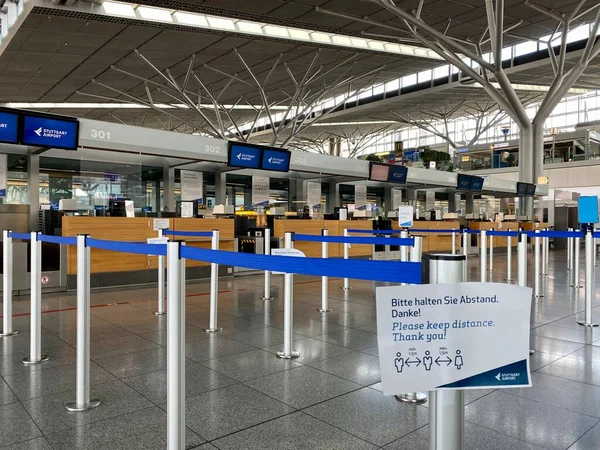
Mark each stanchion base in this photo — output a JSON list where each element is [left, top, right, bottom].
[[504, 279, 513, 283], [153, 311, 166, 316], [65, 398, 101, 412], [395, 392, 427, 404], [22, 355, 49, 365], [205, 327, 223, 333], [529, 349, 535, 355], [0, 330, 19, 337], [317, 308, 333, 313], [276, 350, 300, 359], [261, 296, 274, 301], [578, 321, 599, 328]]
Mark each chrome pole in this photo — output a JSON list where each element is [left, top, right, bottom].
[[451, 228, 456, 255], [534, 230, 543, 298], [318, 229, 332, 313], [541, 228, 548, 276], [155, 228, 166, 316], [277, 232, 299, 359], [342, 228, 350, 290], [22, 232, 48, 365], [462, 229, 468, 281], [1, 230, 18, 337], [518, 232, 527, 288], [205, 229, 222, 332], [65, 235, 100, 412], [506, 229, 513, 283], [488, 228, 494, 274], [262, 227, 273, 301], [573, 230, 582, 288], [167, 240, 185, 450], [480, 230, 487, 283], [567, 227, 573, 272], [578, 227, 598, 327]]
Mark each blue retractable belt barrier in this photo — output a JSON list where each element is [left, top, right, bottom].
[[294, 234, 414, 247], [8, 232, 31, 240], [38, 235, 77, 246], [346, 229, 398, 234], [348, 228, 458, 234], [87, 238, 166, 256], [163, 229, 213, 237], [486, 230, 520, 237], [526, 230, 582, 238], [180, 246, 421, 284]]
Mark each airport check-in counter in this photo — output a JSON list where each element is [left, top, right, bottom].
[[62, 217, 235, 289]]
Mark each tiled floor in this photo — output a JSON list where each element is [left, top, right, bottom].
[[1, 249, 600, 449]]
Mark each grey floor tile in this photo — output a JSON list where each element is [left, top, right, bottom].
[[137, 325, 213, 347], [93, 347, 166, 379], [285, 318, 346, 337], [0, 345, 77, 377], [185, 336, 256, 362], [569, 345, 600, 364], [383, 423, 545, 450], [530, 335, 585, 356], [304, 387, 428, 447], [0, 437, 53, 449], [568, 421, 600, 449], [245, 365, 361, 408], [308, 351, 380, 385], [227, 327, 301, 349], [0, 403, 42, 447], [539, 357, 600, 386], [22, 380, 154, 434], [0, 379, 17, 406], [264, 337, 353, 365], [465, 391, 598, 450], [3, 362, 115, 401], [0, 332, 70, 357], [212, 411, 376, 450], [203, 349, 302, 382], [320, 312, 376, 328], [123, 362, 237, 404], [45, 406, 203, 450], [529, 350, 564, 371], [52, 324, 134, 346], [183, 384, 294, 441], [316, 328, 378, 350], [91, 335, 159, 359], [532, 325, 600, 344]]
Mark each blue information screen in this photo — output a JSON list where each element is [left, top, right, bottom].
[[578, 196, 599, 224], [0, 111, 19, 144], [470, 177, 484, 191], [457, 174, 471, 190], [228, 143, 262, 169], [22, 115, 79, 150], [388, 165, 408, 184], [261, 148, 291, 172]]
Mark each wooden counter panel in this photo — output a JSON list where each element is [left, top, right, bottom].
[[171, 218, 234, 241], [274, 220, 338, 258]]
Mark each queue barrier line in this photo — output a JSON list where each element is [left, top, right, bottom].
[[347, 228, 458, 234], [486, 230, 520, 237], [8, 232, 31, 240], [525, 230, 580, 238], [163, 230, 213, 237], [38, 235, 78, 246], [294, 233, 415, 247], [87, 238, 167, 256]]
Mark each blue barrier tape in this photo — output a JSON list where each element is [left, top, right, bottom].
[[38, 235, 77, 246], [486, 231, 520, 237], [294, 234, 414, 246], [347, 228, 459, 234], [163, 230, 213, 237], [87, 238, 166, 256], [8, 232, 31, 240], [526, 230, 582, 238], [180, 246, 422, 284], [346, 229, 398, 235]]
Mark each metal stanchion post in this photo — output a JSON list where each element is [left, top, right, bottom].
[[567, 228, 573, 272], [167, 241, 185, 450], [1, 230, 18, 337], [505, 229, 513, 283], [318, 229, 332, 313], [155, 228, 166, 316], [262, 227, 273, 301], [22, 232, 48, 365], [578, 226, 598, 327], [541, 228, 548, 276], [534, 230, 543, 298], [518, 232, 534, 356], [342, 228, 351, 290], [429, 254, 465, 450], [462, 229, 468, 281], [205, 229, 222, 333], [573, 230, 582, 288], [480, 230, 487, 283], [451, 228, 456, 255], [400, 229, 408, 263], [396, 236, 427, 405], [488, 228, 494, 274], [65, 235, 100, 412], [277, 232, 299, 359]]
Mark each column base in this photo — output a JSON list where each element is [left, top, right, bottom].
[[276, 350, 300, 359], [65, 399, 101, 412], [395, 392, 427, 404], [317, 308, 333, 313], [204, 327, 223, 333], [0, 330, 19, 337], [578, 321, 599, 327], [153, 311, 166, 316], [22, 355, 49, 365]]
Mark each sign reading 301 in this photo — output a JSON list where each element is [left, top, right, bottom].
[[90, 129, 112, 140]]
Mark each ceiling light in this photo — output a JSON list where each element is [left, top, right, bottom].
[[103, 1, 136, 17], [207, 16, 236, 30], [237, 21, 263, 34], [137, 6, 172, 22], [263, 25, 289, 38], [332, 35, 352, 46], [351, 37, 369, 48], [385, 43, 401, 53], [288, 28, 310, 40], [311, 32, 332, 43], [368, 41, 385, 51], [173, 12, 208, 26]]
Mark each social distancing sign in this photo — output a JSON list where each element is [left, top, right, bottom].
[[376, 282, 532, 395]]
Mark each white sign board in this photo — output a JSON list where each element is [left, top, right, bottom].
[[306, 181, 322, 209], [271, 248, 306, 274], [153, 219, 170, 231], [180, 170, 203, 202], [355, 184, 367, 210], [252, 176, 270, 207], [376, 282, 532, 395], [147, 237, 169, 244], [181, 201, 194, 218], [392, 189, 403, 210], [398, 206, 414, 228], [125, 200, 135, 218], [0, 154, 6, 197]]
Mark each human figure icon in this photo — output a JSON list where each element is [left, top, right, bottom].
[[423, 350, 433, 371], [394, 352, 404, 373], [455, 350, 464, 370]]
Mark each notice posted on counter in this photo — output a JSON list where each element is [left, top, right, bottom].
[[376, 282, 532, 395]]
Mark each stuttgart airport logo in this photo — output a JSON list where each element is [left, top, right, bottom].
[[34, 127, 43, 136]]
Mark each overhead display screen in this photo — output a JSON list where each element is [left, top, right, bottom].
[[21, 114, 79, 150], [525, 184, 536, 196], [228, 143, 262, 169], [388, 165, 408, 184], [369, 162, 390, 182], [0, 111, 19, 144], [261, 148, 291, 172], [516, 182, 527, 196], [457, 174, 471, 190], [470, 176, 484, 191]]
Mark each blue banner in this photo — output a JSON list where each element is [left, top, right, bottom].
[[22, 114, 79, 150], [0, 111, 19, 144]]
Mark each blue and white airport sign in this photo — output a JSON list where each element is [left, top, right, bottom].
[[0, 111, 19, 144], [228, 143, 261, 169], [22, 115, 79, 150]]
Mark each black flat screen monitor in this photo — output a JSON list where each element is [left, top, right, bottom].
[[369, 162, 390, 182], [457, 174, 471, 190], [516, 182, 528, 196], [388, 165, 408, 184], [470, 176, 484, 191], [525, 184, 536, 196]]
